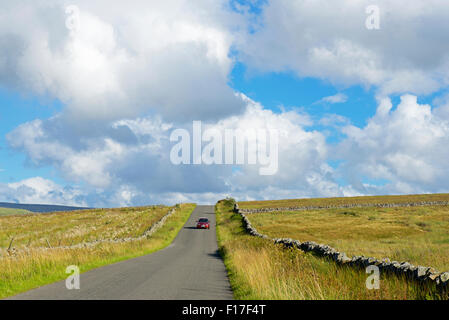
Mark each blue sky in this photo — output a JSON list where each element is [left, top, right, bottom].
[[0, 90, 61, 183], [230, 62, 380, 128], [1, 0, 449, 206]]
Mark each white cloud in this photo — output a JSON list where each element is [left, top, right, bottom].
[[237, 0, 449, 96], [0, 0, 246, 122], [336, 94, 449, 194], [1, 177, 87, 206], [7, 96, 347, 205], [8, 92, 449, 205], [316, 93, 348, 105]]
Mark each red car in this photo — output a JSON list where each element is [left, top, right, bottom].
[[196, 217, 210, 229]]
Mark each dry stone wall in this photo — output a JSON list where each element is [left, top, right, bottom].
[[234, 203, 449, 293], [3, 206, 178, 256], [239, 201, 449, 214]]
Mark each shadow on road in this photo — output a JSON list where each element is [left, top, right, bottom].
[[208, 250, 223, 260]]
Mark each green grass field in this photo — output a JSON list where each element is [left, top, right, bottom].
[[240, 195, 449, 272], [0, 208, 31, 216], [247, 206, 449, 272], [216, 199, 434, 300], [0, 203, 195, 299]]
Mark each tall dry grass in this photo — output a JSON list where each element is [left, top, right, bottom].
[[216, 199, 437, 300], [247, 205, 449, 271], [0, 205, 170, 250], [0, 203, 195, 299]]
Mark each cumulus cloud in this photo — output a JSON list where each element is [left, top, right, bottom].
[[335, 94, 449, 194], [0, 177, 87, 206], [0, 0, 245, 122], [7, 95, 352, 205], [237, 0, 449, 96]]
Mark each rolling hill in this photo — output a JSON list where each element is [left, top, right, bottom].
[[0, 202, 91, 214]]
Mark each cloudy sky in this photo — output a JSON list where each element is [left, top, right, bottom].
[[1, 0, 449, 207]]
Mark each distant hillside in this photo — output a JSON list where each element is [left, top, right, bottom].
[[0, 207, 31, 216], [0, 202, 91, 213]]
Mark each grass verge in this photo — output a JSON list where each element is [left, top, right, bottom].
[[0, 203, 195, 299], [216, 199, 439, 300]]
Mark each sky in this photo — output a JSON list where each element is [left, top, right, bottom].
[[1, 0, 449, 207]]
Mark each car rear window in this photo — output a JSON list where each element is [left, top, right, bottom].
[[199, 218, 209, 222]]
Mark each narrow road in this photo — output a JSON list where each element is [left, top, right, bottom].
[[10, 205, 234, 300]]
